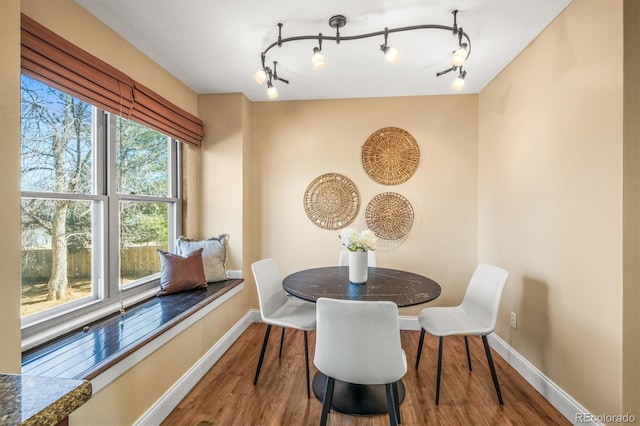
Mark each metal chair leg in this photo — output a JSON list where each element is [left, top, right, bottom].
[[392, 381, 401, 424], [304, 330, 310, 399], [254, 324, 272, 385], [464, 336, 472, 371], [435, 336, 443, 405], [278, 327, 285, 359], [319, 376, 335, 426], [385, 383, 398, 426], [415, 328, 426, 369], [482, 335, 504, 405]]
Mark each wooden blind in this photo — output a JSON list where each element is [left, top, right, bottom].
[[20, 14, 204, 146]]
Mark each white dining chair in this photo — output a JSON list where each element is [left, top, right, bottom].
[[415, 263, 509, 405], [251, 258, 316, 398], [337, 249, 377, 267], [314, 298, 406, 426]]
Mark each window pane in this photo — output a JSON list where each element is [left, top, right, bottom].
[[120, 201, 169, 284], [115, 117, 169, 196], [21, 199, 94, 317], [20, 75, 93, 194]]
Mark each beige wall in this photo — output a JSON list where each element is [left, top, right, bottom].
[[0, 0, 22, 373], [478, 0, 628, 416], [623, 0, 640, 415], [197, 94, 247, 271], [249, 95, 479, 316]]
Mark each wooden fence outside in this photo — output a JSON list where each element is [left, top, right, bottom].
[[21, 245, 166, 280]]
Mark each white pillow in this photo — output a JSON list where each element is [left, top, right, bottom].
[[176, 234, 229, 282]]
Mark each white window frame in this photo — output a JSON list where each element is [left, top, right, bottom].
[[20, 83, 182, 351]]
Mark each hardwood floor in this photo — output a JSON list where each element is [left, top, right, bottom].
[[163, 323, 570, 425]]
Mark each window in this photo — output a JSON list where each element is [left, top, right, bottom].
[[20, 74, 182, 341]]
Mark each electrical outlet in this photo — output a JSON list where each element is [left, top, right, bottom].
[[510, 311, 517, 329]]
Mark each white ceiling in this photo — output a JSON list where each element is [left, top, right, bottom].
[[74, 0, 572, 102]]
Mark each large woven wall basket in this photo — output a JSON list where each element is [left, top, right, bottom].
[[303, 173, 360, 230], [365, 192, 414, 240], [361, 127, 420, 185]]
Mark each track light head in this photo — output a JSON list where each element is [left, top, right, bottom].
[[381, 45, 399, 63], [452, 43, 468, 67], [253, 69, 267, 85], [312, 47, 325, 69], [451, 70, 467, 91], [266, 81, 279, 99]]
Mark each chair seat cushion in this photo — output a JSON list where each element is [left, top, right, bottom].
[[418, 306, 494, 336], [263, 300, 316, 331]]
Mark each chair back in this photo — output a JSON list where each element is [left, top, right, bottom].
[[337, 250, 377, 267], [251, 258, 289, 321], [314, 298, 406, 385], [460, 263, 509, 331]]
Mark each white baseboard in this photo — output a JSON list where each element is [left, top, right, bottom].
[[487, 333, 601, 426], [137, 312, 597, 426], [134, 309, 255, 426], [400, 316, 598, 426]]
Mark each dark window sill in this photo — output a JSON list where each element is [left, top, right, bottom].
[[22, 279, 244, 380]]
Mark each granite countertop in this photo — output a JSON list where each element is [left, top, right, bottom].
[[0, 373, 91, 426]]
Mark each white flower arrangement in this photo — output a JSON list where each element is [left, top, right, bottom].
[[339, 228, 378, 252]]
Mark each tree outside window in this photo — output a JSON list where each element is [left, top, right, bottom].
[[20, 75, 180, 319]]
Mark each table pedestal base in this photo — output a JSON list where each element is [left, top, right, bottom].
[[312, 372, 405, 416]]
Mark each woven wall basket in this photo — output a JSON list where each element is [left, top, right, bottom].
[[303, 173, 360, 230], [365, 192, 414, 240], [361, 127, 420, 185]]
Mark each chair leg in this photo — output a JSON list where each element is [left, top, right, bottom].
[[385, 383, 398, 426], [392, 381, 401, 424], [278, 327, 285, 359], [254, 324, 272, 385], [464, 336, 472, 371], [304, 330, 310, 399], [319, 376, 335, 426], [415, 328, 426, 369], [435, 336, 443, 405], [482, 335, 504, 405], [393, 382, 402, 423]]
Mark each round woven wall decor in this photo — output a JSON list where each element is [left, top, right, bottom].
[[365, 192, 414, 240], [361, 127, 420, 185], [303, 173, 360, 230]]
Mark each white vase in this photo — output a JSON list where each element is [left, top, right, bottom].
[[349, 251, 368, 284]]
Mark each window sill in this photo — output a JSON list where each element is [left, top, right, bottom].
[[21, 279, 244, 388]]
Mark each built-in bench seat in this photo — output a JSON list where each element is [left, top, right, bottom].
[[22, 279, 244, 381]]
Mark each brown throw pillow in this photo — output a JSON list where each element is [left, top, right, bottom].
[[157, 248, 207, 296]]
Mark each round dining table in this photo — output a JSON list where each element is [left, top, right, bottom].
[[282, 266, 441, 416]]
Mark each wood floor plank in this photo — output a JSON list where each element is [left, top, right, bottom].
[[162, 323, 571, 425]]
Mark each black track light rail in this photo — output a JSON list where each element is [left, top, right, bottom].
[[261, 25, 471, 63]]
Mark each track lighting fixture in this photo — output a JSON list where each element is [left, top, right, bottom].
[[253, 10, 472, 99]]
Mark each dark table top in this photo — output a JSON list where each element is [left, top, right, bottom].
[[283, 266, 441, 307]]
